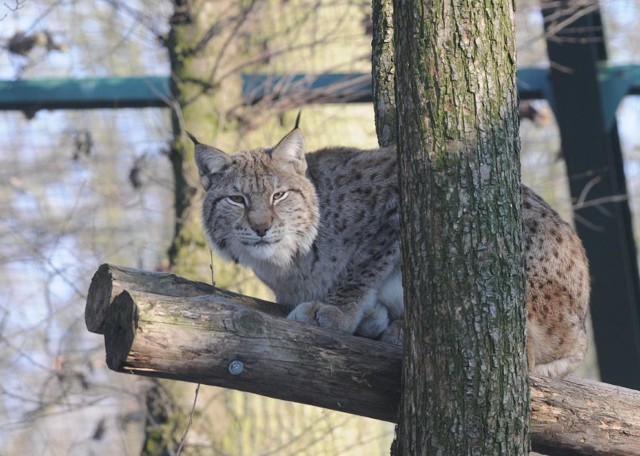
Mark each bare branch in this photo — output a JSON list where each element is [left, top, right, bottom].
[[1, 0, 25, 21]]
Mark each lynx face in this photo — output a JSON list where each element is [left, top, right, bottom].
[[192, 130, 319, 269]]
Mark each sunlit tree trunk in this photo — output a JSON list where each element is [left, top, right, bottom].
[[154, 1, 393, 454], [386, 0, 530, 453], [143, 1, 246, 453], [166, 0, 227, 277]]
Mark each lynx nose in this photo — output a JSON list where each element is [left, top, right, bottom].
[[252, 223, 271, 237]]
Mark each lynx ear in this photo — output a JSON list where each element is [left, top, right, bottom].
[[188, 132, 232, 190], [271, 128, 307, 174]]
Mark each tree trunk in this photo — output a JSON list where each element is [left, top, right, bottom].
[[391, 0, 529, 454], [162, 3, 393, 454], [150, 1, 249, 452], [167, 0, 225, 277], [371, 0, 396, 147], [85, 264, 640, 456]]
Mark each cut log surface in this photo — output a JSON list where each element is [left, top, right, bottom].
[[86, 264, 640, 456]]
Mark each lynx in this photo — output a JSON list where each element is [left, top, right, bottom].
[[190, 125, 589, 378]]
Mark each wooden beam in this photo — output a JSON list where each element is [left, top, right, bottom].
[[532, 376, 640, 456], [86, 264, 640, 456], [103, 289, 402, 422], [85, 263, 286, 334]]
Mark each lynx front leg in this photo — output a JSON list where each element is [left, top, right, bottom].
[[355, 302, 391, 339], [288, 256, 399, 338], [287, 277, 387, 333], [288, 220, 401, 338], [287, 297, 379, 335], [287, 298, 394, 339]]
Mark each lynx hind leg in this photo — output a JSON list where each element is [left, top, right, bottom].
[[532, 354, 586, 378], [522, 186, 590, 377], [529, 322, 587, 378], [527, 282, 588, 378]]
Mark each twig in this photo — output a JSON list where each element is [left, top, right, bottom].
[[573, 194, 628, 211], [1, 0, 25, 21], [575, 175, 602, 207], [176, 383, 200, 456]]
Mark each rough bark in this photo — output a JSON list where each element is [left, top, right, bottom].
[[86, 264, 216, 334], [166, 0, 219, 276], [371, 0, 396, 147], [85, 265, 640, 456], [391, 0, 528, 454]]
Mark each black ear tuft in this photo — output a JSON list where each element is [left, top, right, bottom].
[[186, 131, 201, 145], [294, 110, 302, 130]]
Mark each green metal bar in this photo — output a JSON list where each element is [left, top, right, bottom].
[[517, 68, 553, 101], [1, 68, 639, 114], [241, 73, 373, 104], [241, 69, 556, 104], [599, 64, 640, 129], [0, 76, 170, 111]]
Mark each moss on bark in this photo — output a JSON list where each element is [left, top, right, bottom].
[[387, 0, 530, 454]]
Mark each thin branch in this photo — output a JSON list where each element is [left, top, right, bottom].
[[575, 175, 602, 207], [1, 0, 25, 21], [204, 0, 259, 84], [543, 1, 601, 44], [573, 194, 628, 211], [176, 383, 200, 456]]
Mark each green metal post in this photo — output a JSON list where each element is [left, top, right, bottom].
[[543, 4, 640, 389]]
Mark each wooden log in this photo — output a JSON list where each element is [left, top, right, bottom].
[[85, 263, 286, 334], [103, 289, 401, 422], [531, 376, 640, 456], [87, 264, 640, 456]]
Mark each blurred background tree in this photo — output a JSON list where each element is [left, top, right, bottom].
[[0, 0, 639, 454]]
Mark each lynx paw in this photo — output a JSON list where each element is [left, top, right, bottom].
[[378, 319, 404, 345], [355, 304, 389, 339], [287, 301, 356, 334]]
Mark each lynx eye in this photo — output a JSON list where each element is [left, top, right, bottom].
[[272, 191, 289, 204], [226, 195, 246, 206]]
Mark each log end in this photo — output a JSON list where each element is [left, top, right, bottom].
[[104, 291, 137, 371], [85, 264, 115, 334]]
